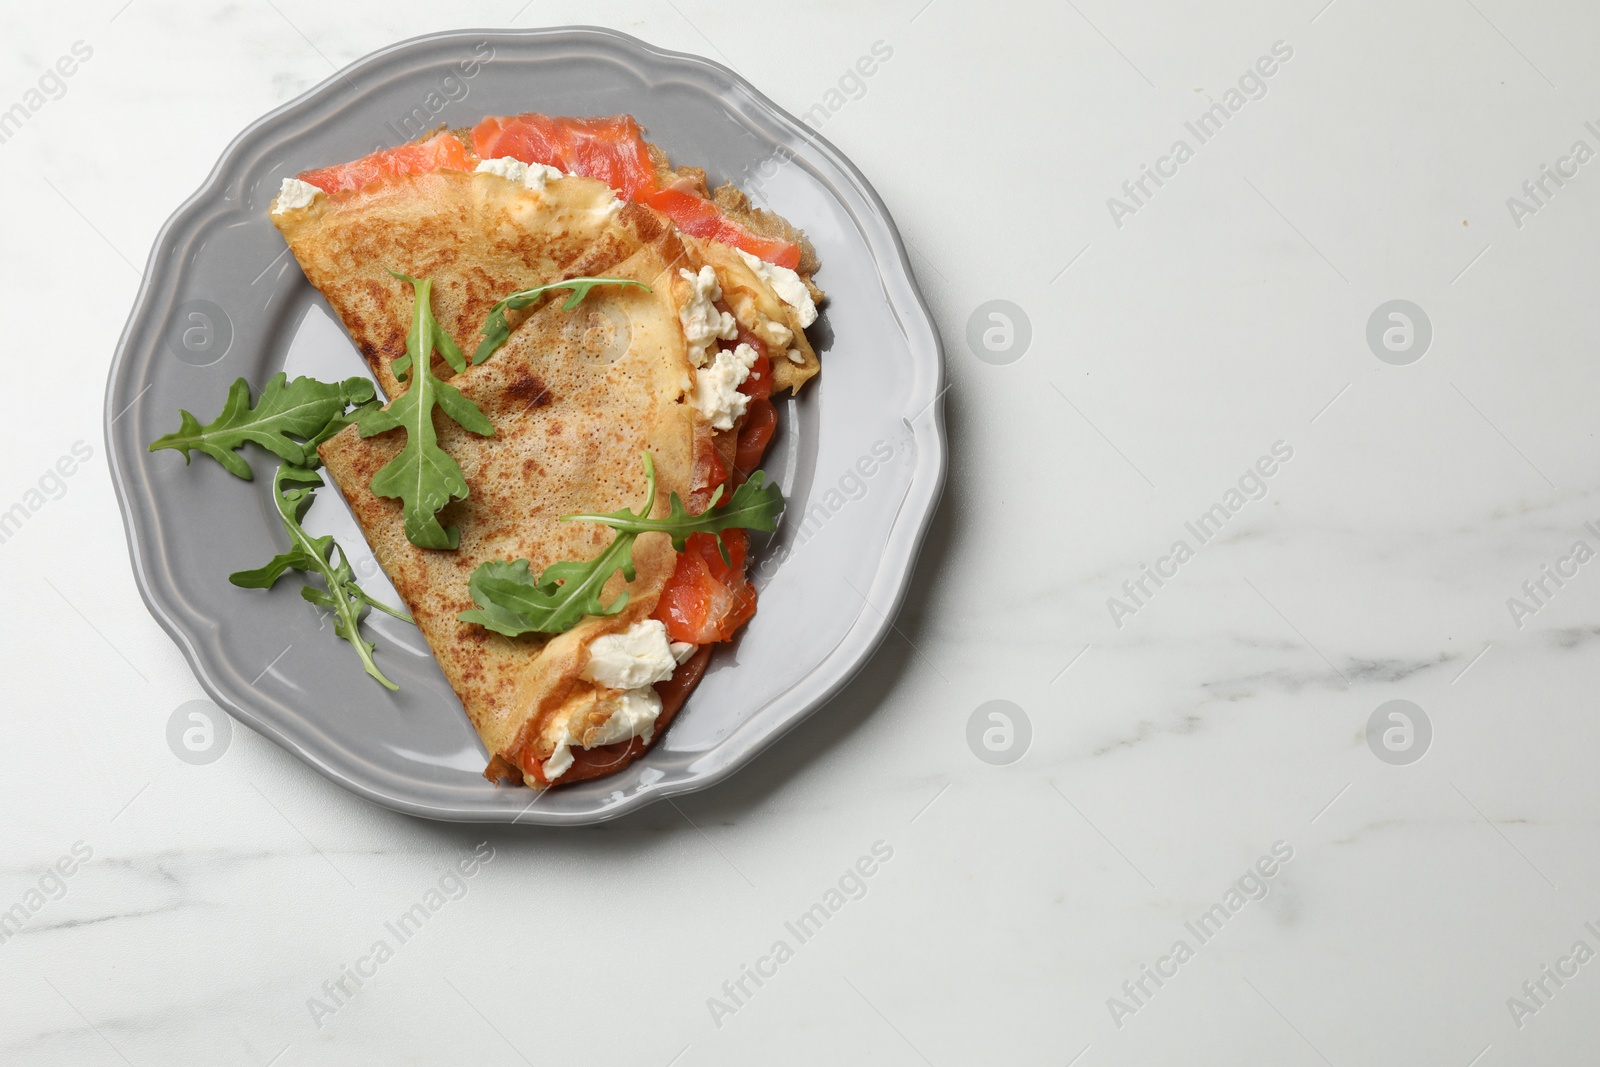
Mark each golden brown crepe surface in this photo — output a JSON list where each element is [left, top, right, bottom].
[[318, 230, 703, 769]]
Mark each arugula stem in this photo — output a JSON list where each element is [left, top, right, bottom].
[[276, 466, 398, 691], [241, 464, 402, 691], [473, 277, 652, 365], [360, 590, 414, 623]]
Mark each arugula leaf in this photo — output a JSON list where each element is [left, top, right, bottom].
[[148, 373, 376, 479], [355, 274, 493, 550], [472, 276, 652, 365], [457, 539, 637, 637], [563, 456, 783, 562], [458, 453, 784, 637], [230, 464, 412, 690], [391, 274, 467, 378], [306, 396, 382, 451]]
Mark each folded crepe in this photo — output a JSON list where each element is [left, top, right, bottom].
[[273, 118, 825, 786], [273, 165, 655, 399], [319, 230, 724, 784], [271, 118, 824, 399]]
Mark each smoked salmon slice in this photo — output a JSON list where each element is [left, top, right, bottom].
[[472, 113, 659, 200], [297, 130, 473, 193], [297, 115, 804, 268], [471, 113, 803, 268], [646, 189, 802, 269], [654, 530, 758, 644]]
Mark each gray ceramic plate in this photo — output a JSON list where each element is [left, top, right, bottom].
[[105, 26, 945, 824]]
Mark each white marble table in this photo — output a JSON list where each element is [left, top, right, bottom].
[[5, 0, 1600, 1063]]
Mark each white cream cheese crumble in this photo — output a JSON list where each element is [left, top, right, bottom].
[[581, 620, 679, 690], [737, 248, 817, 327], [271, 177, 323, 215], [584, 689, 662, 746], [544, 621, 686, 781], [542, 688, 662, 781], [755, 318, 793, 350], [679, 266, 738, 367], [690, 342, 759, 431], [474, 156, 565, 190]]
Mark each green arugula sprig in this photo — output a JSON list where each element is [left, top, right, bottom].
[[458, 453, 783, 637], [472, 277, 651, 365], [457, 536, 639, 638], [566, 463, 782, 564], [148, 372, 376, 478], [354, 273, 493, 550], [230, 464, 412, 690]]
